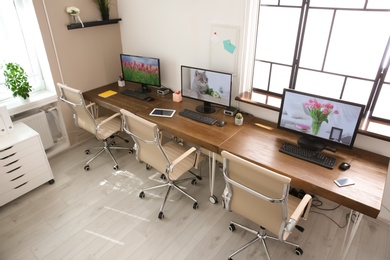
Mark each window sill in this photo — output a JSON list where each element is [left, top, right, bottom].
[[1, 90, 58, 116], [236, 91, 390, 143]]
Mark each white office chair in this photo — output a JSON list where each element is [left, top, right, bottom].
[[58, 83, 131, 171], [120, 108, 203, 219], [221, 150, 312, 260]]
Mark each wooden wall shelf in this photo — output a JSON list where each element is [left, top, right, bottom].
[[67, 18, 122, 30]]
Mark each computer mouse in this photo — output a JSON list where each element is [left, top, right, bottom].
[[217, 120, 226, 127], [339, 162, 351, 170]]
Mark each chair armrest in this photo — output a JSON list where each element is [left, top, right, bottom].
[[171, 147, 197, 166], [96, 113, 121, 130], [86, 102, 97, 117], [290, 194, 312, 221], [284, 194, 312, 238]]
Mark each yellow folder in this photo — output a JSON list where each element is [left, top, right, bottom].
[[98, 90, 117, 98]]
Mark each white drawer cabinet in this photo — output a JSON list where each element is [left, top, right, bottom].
[[0, 122, 54, 206]]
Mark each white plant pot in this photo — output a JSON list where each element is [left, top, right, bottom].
[[235, 118, 243, 126]]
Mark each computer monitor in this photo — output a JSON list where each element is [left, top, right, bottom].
[[120, 54, 161, 92], [277, 89, 365, 151], [181, 65, 232, 114]]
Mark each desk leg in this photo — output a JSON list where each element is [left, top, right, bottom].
[[341, 210, 363, 260], [208, 152, 218, 204]]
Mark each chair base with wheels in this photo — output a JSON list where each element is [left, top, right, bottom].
[[139, 173, 199, 220], [227, 221, 304, 260], [83, 135, 133, 171]]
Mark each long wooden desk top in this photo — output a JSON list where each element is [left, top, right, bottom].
[[84, 82, 253, 153], [219, 117, 389, 218], [137, 98, 253, 153]]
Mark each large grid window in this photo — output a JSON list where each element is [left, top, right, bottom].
[[0, 0, 46, 101], [250, 0, 390, 122]]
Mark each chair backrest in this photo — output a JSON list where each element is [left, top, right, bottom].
[[221, 150, 291, 240], [120, 108, 169, 174], [57, 83, 97, 135]]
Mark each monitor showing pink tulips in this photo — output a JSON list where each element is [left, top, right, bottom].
[[277, 89, 365, 150], [120, 54, 161, 92]]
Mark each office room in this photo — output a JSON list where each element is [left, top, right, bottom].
[[1, 0, 390, 259]]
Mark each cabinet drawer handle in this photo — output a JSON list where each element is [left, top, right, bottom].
[[5, 159, 19, 167], [0, 152, 16, 160], [14, 182, 28, 189], [0, 146, 13, 153], [11, 174, 25, 181], [7, 166, 22, 174]]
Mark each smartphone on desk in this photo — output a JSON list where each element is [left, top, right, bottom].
[[334, 177, 355, 187]]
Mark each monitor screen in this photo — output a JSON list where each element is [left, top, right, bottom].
[[277, 89, 365, 150], [120, 54, 161, 92], [181, 65, 232, 114]]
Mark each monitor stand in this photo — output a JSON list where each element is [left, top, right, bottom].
[[196, 101, 215, 114], [140, 84, 151, 93], [298, 136, 326, 151]]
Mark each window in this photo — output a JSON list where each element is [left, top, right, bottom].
[[0, 0, 47, 102], [245, 0, 390, 122]]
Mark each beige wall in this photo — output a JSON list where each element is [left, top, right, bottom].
[[33, 0, 123, 145]]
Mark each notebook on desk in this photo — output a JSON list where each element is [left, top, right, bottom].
[[98, 90, 117, 98]]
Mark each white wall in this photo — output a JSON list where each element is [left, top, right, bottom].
[[117, 0, 245, 100], [118, 0, 390, 222]]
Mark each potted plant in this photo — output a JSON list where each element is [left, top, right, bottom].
[[3, 62, 32, 100], [235, 112, 243, 126], [93, 0, 111, 20]]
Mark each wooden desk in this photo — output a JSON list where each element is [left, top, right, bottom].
[[220, 117, 388, 218], [219, 117, 389, 259]]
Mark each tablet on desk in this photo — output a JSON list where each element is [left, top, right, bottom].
[[149, 108, 176, 118]]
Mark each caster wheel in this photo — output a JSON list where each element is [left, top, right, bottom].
[[85, 149, 90, 155], [160, 174, 166, 180], [228, 258, 233, 260], [295, 247, 303, 256], [193, 202, 199, 209], [139, 191, 145, 198], [113, 165, 119, 170], [146, 164, 152, 170], [84, 165, 90, 171], [229, 223, 236, 232], [158, 211, 164, 219], [125, 139, 130, 143], [129, 149, 133, 154], [222, 200, 226, 209], [209, 195, 218, 204], [48, 179, 55, 185], [191, 179, 197, 185], [111, 141, 116, 146]]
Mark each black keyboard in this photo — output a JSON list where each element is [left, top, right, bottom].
[[179, 109, 218, 125], [279, 142, 336, 169], [121, 89, 151, 100]]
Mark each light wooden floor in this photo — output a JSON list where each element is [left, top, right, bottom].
[[1, 136, 390, 260]]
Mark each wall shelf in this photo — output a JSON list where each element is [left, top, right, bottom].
[[67, 18, 121, 30]]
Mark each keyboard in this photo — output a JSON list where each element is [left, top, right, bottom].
[[121, 89, 151, 100], [279, 142, 336, 169], [179, 109, 218, 125]]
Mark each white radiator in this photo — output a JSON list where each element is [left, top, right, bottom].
[[15, 110, 55, 150]]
